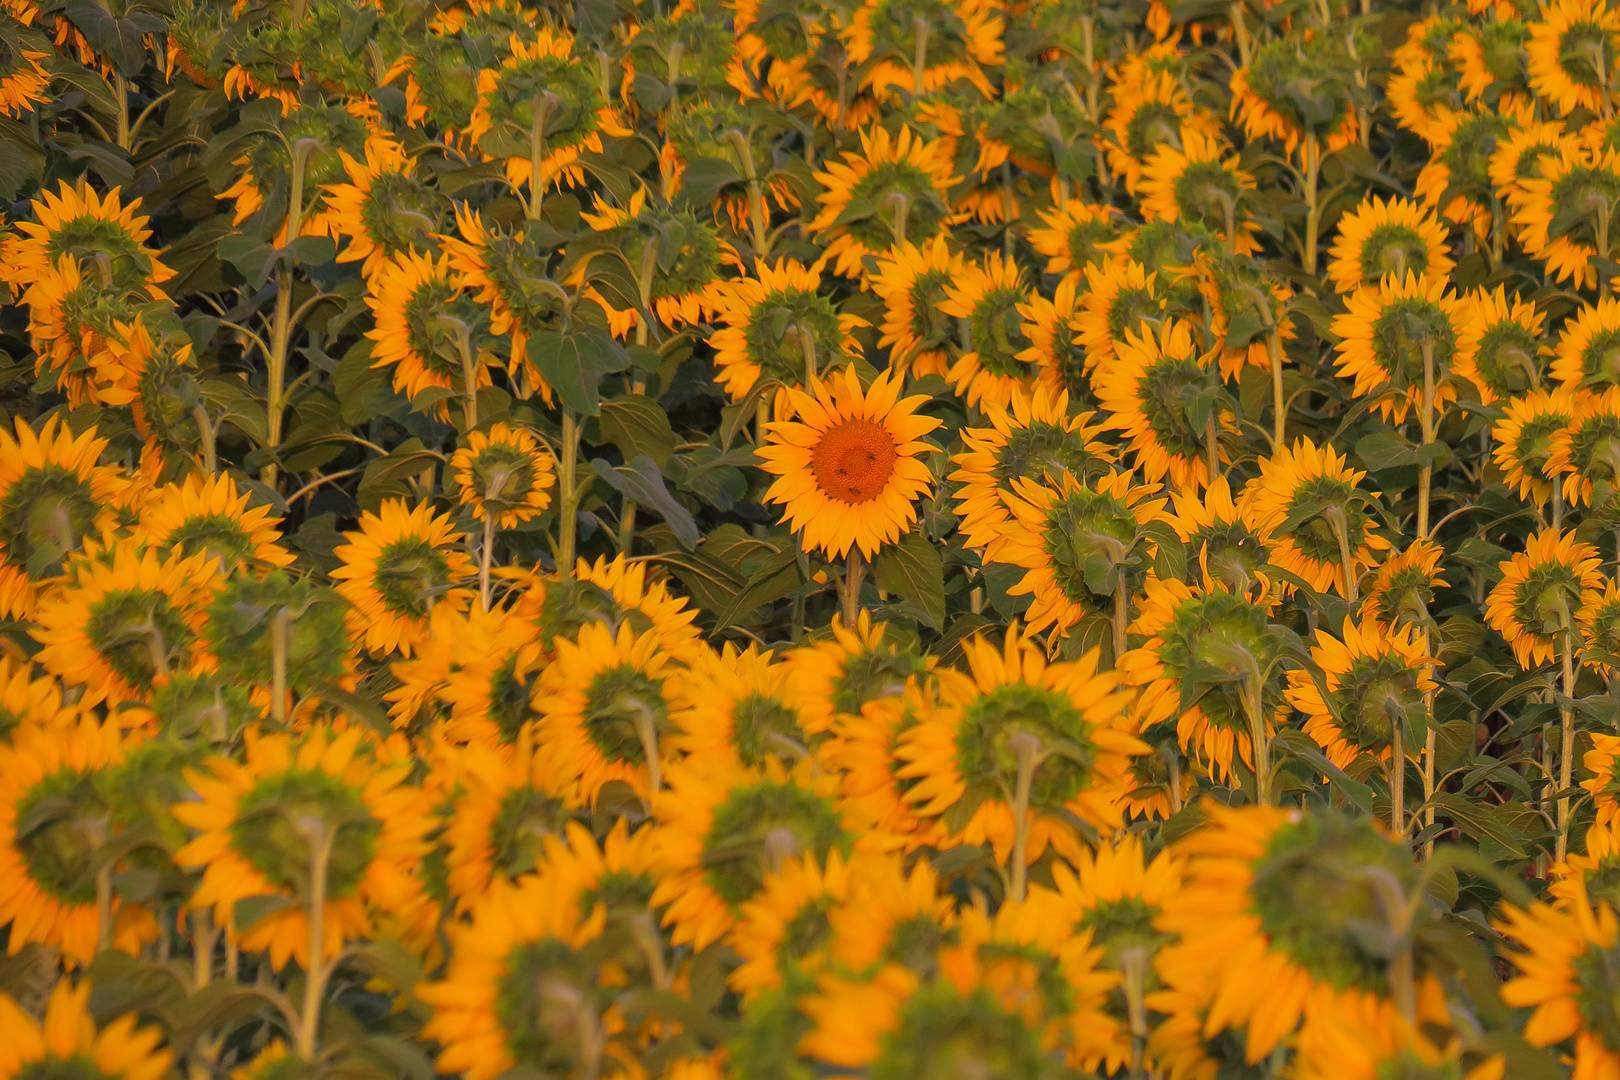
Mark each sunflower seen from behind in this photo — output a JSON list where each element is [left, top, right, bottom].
[[330, 498, 474, 658], [0, 980, 170, 1080]]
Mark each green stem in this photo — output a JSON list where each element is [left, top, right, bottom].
[[1267, 326, 1286, 447], [911, 16, 931, 95], [1417, 335, 1435, 540], [558, 410, 580, 580], [96, 861, 113, 953], [296, 822, 334, 1060], [1112, 574, 1129, 664], [270, 608, 288, 725], [479, 514, 496, 612], [1303, 132, 1322, 278], [1559, 630, 1576, 861], [842, 548, 866, 626], [528, 94, 555, 223], [1390, 714, 1405, 837], [1008, 731, 1040, 903], [1244, 677, 1272, 805]]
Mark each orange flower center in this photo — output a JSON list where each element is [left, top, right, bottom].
[[812, 418, 898, 505]]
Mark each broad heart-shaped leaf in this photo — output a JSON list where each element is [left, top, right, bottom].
[[873, 531, 946, 630], [674, 155, 744, 211], [61, 0, 165, 75], [591, 455, 700, 548], [1428, 792, 1529, 860], [599, 394, 677, 467], [526, 327, 630, 416]]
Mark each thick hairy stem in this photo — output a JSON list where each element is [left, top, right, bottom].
[[1112, 574, 1129, 664], [1390, 718, 1405, 838], [1421, 632, 1436, 857], [1327, 506, 1359, 603], [1267, 326, 1286, 446], [296, 823, 335, 1060], [558, 410, 580, 580], [96, 861, 113, 953], [193, 406, 217, 474], [1229, 1, 1251, 65], [264, 142, 311, 490], [1559, 631, 1576, 861], [1244, 679, 1272, 805], [527, 95, 554, 222], [1303, 132, 1322, 277], [1008, 732, 1040, 902], [114, 72, 130, 152], [457, 333, 480, 430], [723, 130, 770, 255], [193, 908, 218, 991], [480, 514, 497, 611], [270, 608, 288, 725], [1363, 867, 1416, 1024], [634, 704, 662, 795], [911, 16, 931, 95], [842, 548, 866, 626], [797, 321, 818, 384], [1417, 336, 1436, 540]]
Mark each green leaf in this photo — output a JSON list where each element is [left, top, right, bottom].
[[590, 455, 699, 548], [598, 395, 677, 467], [526, 327, 630, 417], [61, 0, 164, 76], [1273, 729, 1376, 815], [873, 532, 945, 630], [674, 155, 743, 210], [712, 546, 801, 630], [1428, 792, 1528, 859]]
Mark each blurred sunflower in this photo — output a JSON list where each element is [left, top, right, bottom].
[[757, 366, 942, 560], [0, 414, 126, 620], [1578, 579, 1620, 674], [0, 718, 155, 965], [1136, 125, 1260, 254], [782, 610, 934, 734], [1526, 0, 1620, 116], [395, 601, 547, 743], [0, 654, 74, 737], [330, 499, 475, 658], [1028, 199, 1122, 282], [1552, 297, 1620, 389], [442, 736, 582, 910], [1120, 577, 1285, 783], [938, 251, 1037, 410], [173, 725, 434, 971], [1157, 805, 1451, 1064], [651, 754, 872, 950], [871, 235, 968, 377], [541, 554, 706, 665], [810, 125, 961, 281], [323, 138, 442, 279], [1325, 196, 1455, 295], [709, 258, 865, 407], [1101, 72, 1220, 194], [575, 189, 734, 335], [989, 469, 1167, 643], [0, 980, 170, 1080], [841, 0, 1003, 101], [1491, 121, 1575, 209], [1019, 277, 1093, 402], [31, 542, 221, 708], [1484, 528, 1603, 668], [1330, 270, 1464, 423], [1583, 733, 1620, 824], [1096, 318, 1230, 491], [1241, 437, 1390, 597], [1511, 139, 1620, 290], [1286, 617, 1436, 768], [1498, 897, 1620, 1079], [133, 471, 294, 571], [365, 249, 495, 416], [670, 644, 818, 766], [729, 849, 856, 1000], [950, 386, 1114, 551], [1546, 386, 1620, 507], [451, 422, 556, 528], [1454, 285, 1545, 403], [1072, 258, 1170, 376], [0, 35, 49, 117], [1230, 37, 1360, 157], [1493, 387, 1579, 504], [531, 621, 684, 805], [821, 687, 944, 847]]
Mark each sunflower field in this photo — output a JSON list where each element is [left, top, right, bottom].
[[13, 0, 1620, 1074]]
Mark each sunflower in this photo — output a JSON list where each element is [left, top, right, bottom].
[[1497, 897, 1620, 1080], [1510, 139, 1620, 290], [1555, 817, 1620, 912], [1163, 474, 1272, 593], [896, 625, 1146, 869], [1100, 72, 1221, 194], [821, 687, 946, 848], [391, 601, 547, 742], [31, 542, 221, 708], [1071, 258, 1172, 377], [1485, 528, 1604, 669], [541, 554, 707, 666], [809, 125, 962, 281], [1027, 199, 1123, 282], [365, 249, 495, 415], [1414, 107, 1521, 238], [841, 0, 1003, 101], [1330, 270, 1465, 424], [1119, 577, 1285, 783], [1526, 0, 1620, 116], [1547, 386, 1620, 508], [1156, 805, 1451, 1065], [574, 189, 734, 335], [451, 422, 556, 528], [670, 644, 819, 767], [0, 25, 47, 117], [133, 471, 294, 571], [781, 610, 935, 734], [1553, 298, 1620, 390], [1454, 285, 1546, 403], [1050, 834, 1183, 1076], [531, 620, 686, 805], [417, 872, 619, 1080], [173, 725, 434, 971], [1019, 276, 1094, 402], [1095, 318, 1230, 491], [0, 980, 170, 1080], [1240, 437, 1391, 597], [441, 736, 583, 911], [0, 180, 173, 298], [1583, 733, 1620, 825], [1360, 540, 1448, 631], [0, 415, 126, 620], [1229, 38, 1359, 157], [0, 718, 156, 965], [988, 469, 1167, 643], [870, 235, 968, 377], [1291, 991, 1508, 1080], [440, 205, 559, 403], [650, 754, 876, 950], [1325, 196, 1455, 296], [1286, 618, 1436, 769], [1492, 388, 1579, 504], [330, 498, 475, 658], [1579, 580, 1620, 673], [708, 258, 866, 407], [950, 385, 1114, 551], [323, 138, 442, 279], [728, 849, 857, 1000], [757, 366, 942, 560], [937, 251, 1037, 411], [1386, 58, 1465, 147], [0, 654, 75, 738], [1136, 125, 1261, 254], [1490, 121, 1574, 209]]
